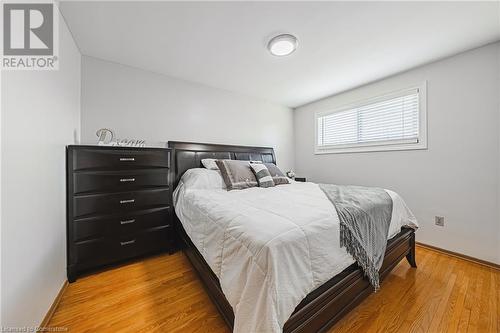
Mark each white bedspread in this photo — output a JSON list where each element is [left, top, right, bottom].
[[173, 178, 417, 333]]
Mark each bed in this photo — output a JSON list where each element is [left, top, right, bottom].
[[168, 141, 418, 333]]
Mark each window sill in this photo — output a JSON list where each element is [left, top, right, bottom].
[[315, 142, 428, 154]]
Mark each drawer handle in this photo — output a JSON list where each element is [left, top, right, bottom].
[[120, 239, 136, 246], [120, 219, 136, 225], [119, 157, 135, 162], [120, 199, 135, 204], [120, 178, 136, 182]]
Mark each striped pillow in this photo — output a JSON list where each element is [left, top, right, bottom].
[[250, 163, 275, 188], [264, 163, 290, 185]]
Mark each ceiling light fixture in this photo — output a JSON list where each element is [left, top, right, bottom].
[[267, 34, 298, 57]]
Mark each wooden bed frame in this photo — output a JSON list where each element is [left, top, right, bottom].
[[168, 141, 417, 333]]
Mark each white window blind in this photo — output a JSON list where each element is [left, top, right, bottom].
[[317, 88, 421, 151]]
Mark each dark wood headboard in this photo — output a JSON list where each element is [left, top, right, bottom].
[[168, 141, 276, 187]]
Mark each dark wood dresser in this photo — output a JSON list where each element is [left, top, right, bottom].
[[66, 145, 174, 282]]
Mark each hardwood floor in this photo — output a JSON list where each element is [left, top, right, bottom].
[[49, 246, 499, 332]]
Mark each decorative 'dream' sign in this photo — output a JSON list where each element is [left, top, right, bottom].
[[96, 128, 146, 147]]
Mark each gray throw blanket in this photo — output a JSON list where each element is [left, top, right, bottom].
[[319, 184, 393, 290]]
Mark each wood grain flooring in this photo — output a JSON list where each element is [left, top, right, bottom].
[[48, 246, 500, 332]]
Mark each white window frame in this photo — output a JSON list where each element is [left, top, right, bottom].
[[314, 81, 427, 154]]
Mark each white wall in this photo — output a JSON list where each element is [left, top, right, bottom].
[[1, 10, 81, 327], [80, 56, 294, 171], [498, 45, 500, 264], [294, 43, 500, 264]]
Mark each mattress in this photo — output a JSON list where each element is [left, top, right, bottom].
[[173, 174, 418, 333]]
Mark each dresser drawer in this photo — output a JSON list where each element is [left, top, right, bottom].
[[72, 148, 169, 171], [73, 188, 170, 218], [73, 207, 171, 241], [73, 169, 168, 194], [74, 226, 172, 268]]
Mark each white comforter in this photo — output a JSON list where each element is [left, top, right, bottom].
[[173, 176, 417, 333]]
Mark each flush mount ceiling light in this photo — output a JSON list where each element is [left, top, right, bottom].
[[267, 34, 298, 56]]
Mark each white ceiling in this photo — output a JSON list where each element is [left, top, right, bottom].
[[59, 1, 500, 108]]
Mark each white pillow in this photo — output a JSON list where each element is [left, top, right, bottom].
[[201, 158, 219, 170], [180, 168, 226, 190]]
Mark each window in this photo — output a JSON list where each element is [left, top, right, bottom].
[[315, 84, 427, 154]]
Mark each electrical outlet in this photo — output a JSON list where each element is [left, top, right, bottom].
[[435, 216, 445, 227]]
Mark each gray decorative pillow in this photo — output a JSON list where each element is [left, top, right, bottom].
[[250, 163, 275, 188], [264, 163, 290, 185], [215, 160, 258, 190]]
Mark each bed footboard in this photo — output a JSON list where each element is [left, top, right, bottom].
[[177, 219, 416, 333]]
